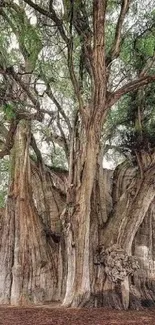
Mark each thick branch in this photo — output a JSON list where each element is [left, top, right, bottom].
[[107, 0, 130, 64], [73, 1, 93, 77], [93, 0, 107, 56], [107, 75, 155, 108], [92, 0, 107, 115]]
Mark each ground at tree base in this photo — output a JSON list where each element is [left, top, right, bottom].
[[0, 306, 154, 325]]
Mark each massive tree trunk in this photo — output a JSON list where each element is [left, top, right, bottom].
[[1, 121, 155, 309], [0, 121, 64, 305], [62, 130, 155, 309], [92, 160, 155, 309], [61, 111, 108, 307]]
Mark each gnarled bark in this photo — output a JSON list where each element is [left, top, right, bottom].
[[93, 160, 155, 309], [0, 121, 64, 305]]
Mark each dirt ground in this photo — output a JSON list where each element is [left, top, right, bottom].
[[0, 306, 154, 325]]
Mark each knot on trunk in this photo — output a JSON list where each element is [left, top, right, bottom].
[[95, 244, 139, 282]]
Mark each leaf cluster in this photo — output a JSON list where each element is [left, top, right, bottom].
[[108, 84, 155, 158]]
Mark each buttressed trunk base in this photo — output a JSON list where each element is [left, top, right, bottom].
[[0, 121, 60, 305]]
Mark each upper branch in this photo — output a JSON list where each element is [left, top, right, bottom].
[[107, 0, 131, 64], [67, 42, 84, 111], [93, 0, 107, 54], [23, 0, 84, 114], [72, 1, 93, 77], [1, 66, 42, 119], [92, 0, 107, 112], [23, 0, 68, 44]]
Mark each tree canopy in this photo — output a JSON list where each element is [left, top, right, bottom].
[[0, 1, 155, 167]]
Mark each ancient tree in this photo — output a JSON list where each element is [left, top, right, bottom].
[[0, 0, 155, 309]]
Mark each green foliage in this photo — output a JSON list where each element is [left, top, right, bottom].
[[51, 146, 68, 169], [138, 36, 155, 57], [2, 103, 16, 121], [1, 0, 155, 173], [4, 3, 42, 69], [120, 35, 134, 64], [107, 83, 155, 159], [105, 22, 116, 54]]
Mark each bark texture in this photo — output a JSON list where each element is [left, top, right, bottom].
[[93, 161, 155, 309], [0, 121, 64, 305]]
